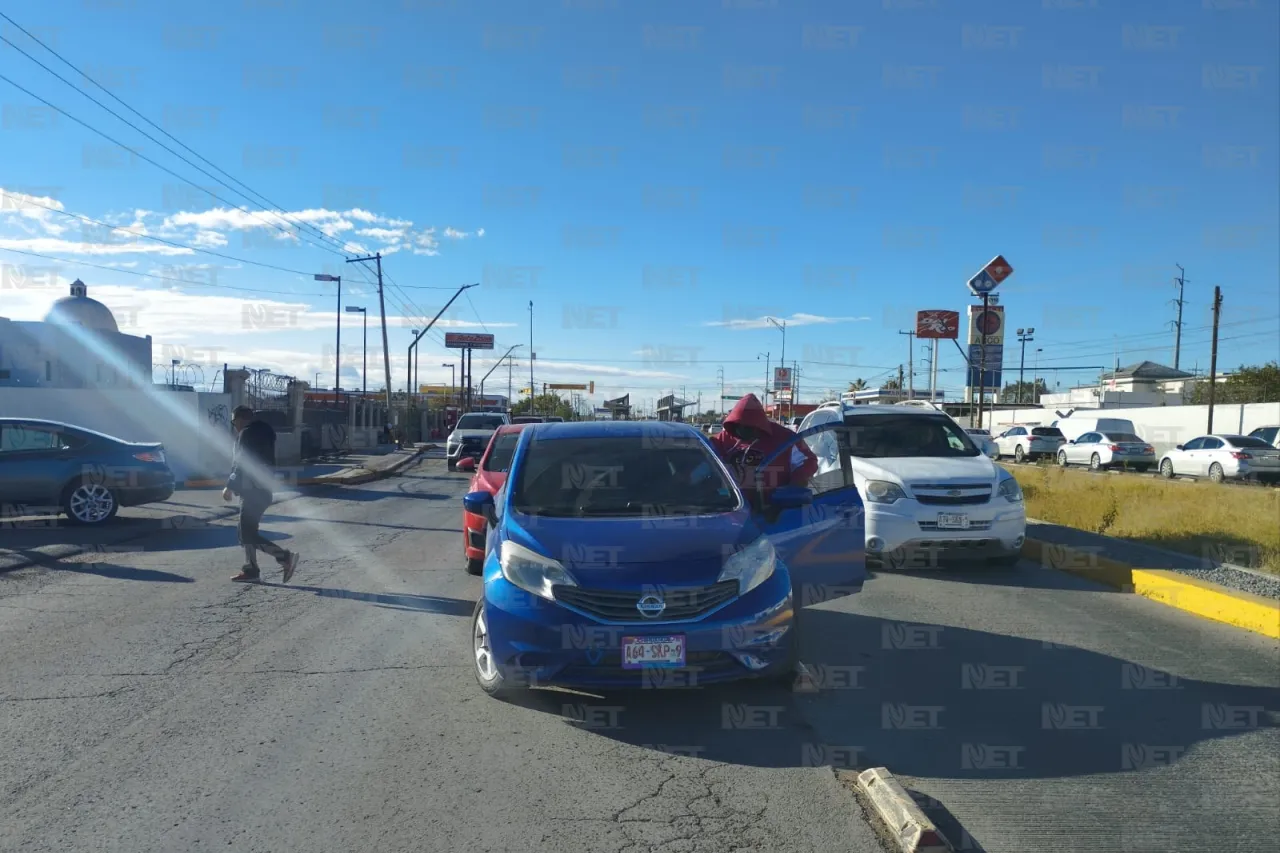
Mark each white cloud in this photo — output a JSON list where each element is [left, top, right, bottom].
[[701, 313, 872, 330], [355, 227, 406, 242], [0, 236, 193, 256], [192, 230, 227, 248]]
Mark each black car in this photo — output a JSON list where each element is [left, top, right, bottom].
[[0, 418, 176, 525]]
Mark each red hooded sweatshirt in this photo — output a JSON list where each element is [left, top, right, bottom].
[[709, 394, 818, 503]]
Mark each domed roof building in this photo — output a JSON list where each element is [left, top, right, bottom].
[[44, 279, 121, 333], [0, 278, 152, 388]]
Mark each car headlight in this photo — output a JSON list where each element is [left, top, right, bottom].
[[864, 480, 907, 504], [997, 477, 1023, 503], [717, 536, 777, 596], [499, 540, 578, 601]]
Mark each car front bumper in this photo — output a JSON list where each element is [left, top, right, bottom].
[[864, 500, 1026, 565], [482, 568, 796, 689]]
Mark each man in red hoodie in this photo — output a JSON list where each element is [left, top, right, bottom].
[[709, 394, 817, 509]]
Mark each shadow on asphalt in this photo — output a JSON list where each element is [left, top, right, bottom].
[[871, 560, 1124, 592], [0, 552, 194, 583], [307, 484, 452, 502], [256, 582, 473, 616], [499, 609, 1278, 838]]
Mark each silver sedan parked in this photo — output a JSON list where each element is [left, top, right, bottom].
[[1159, 434, 1280, 484], [1057, 431, 1156, 472]]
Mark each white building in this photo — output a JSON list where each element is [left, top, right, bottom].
[[0, 279, 152, 388], [1039, 360, 1195, 409]]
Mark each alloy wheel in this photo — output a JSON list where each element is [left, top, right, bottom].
[[69, 484, 115, 524], [473, 607, 498, 682]]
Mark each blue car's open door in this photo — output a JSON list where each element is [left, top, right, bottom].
[[752, 421, 866, 606]]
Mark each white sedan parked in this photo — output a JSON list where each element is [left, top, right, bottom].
[[1057, 430, 1157, 472], [1159, 434, 1280, 484]]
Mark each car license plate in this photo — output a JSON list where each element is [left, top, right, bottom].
[[936, 513, 970, 530], [621, 635, 686, 669]]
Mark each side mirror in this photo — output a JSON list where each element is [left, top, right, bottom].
[[770, 485, 813, 509], [456, 457, 476, 472], [463, 490, 496, 526], [1175, 444, 1184, 451]]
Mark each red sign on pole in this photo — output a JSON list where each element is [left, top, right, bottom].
[[444, 332, 495, 349], [916, 310, 960, 339]]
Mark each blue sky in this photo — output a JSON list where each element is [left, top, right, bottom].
[[2, 0, 1277, 411]]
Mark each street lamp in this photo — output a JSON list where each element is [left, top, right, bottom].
[[315, 274, 341, 403], [170, 358, 180, 387], [757, 352, 770, 405], [345, 306, 367, 398], [410, 330, 421, 406], [1016, 327, 1036, 405], [442, 362, 455, 414], [767, 317, 786, 417], [1034, 347, 1043, 404]]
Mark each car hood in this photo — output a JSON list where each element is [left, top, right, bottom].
[[502, 508, 760, 587], [449, 429, 497, 441], [850, 454, 1000, 486]]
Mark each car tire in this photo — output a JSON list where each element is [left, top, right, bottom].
[[447, 460, 456, 472], [1090, 453, 1103, 472], [465, 556, 483, 576], [1014, 445, 1025, 463], [1057, 450, 1068, 467], [472, 599, 517, 697], [61, 480, 120, 526], [1160, 458, 1175, 479], [1208, 463, 1225, 484]]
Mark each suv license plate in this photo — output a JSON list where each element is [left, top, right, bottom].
[[621, 635, 686, 669], [937, 513, 970, 530]]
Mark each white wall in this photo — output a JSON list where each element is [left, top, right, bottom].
[[989, 402, 1280, 457], [0, 387, 235, 480]]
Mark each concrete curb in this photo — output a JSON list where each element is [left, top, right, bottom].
[[1022, 538, 1280, 640], [182, 445, 433, 489], [854, 768, 953, 853]]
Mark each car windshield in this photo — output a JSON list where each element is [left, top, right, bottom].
[[844, 415, 980, 458], [511, 435, 740, 517], [483, 433, 519, 472], [456, 414, 506, 430], [1106, 433, 1145, 443], [1031, 427, 1064, 437], [1226, 436, 1272, 449]]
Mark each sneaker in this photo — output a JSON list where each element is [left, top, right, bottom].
[[280, 551, 299, 584], [231, 570, 261, 583]]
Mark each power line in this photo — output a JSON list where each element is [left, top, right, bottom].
[[0, 70, 348, 258], [0, 245, 342, 297], [464, 289, 490, 334], [0, 21, 351, 257]]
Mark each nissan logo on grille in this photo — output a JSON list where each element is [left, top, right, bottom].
[[636, 594, 666, 618]]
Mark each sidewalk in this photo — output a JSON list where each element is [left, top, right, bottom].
[[182, 445, 433, 488]]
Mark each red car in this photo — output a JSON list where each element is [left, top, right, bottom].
[[458, 423, 527, 574]]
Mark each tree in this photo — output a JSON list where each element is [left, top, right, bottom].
[[847, 378, 868, 392], [1190, 362, 1280, 404], [881, 376, 902, 391], [511, 393, 575, 419], [1000, 379, 1049, 404]]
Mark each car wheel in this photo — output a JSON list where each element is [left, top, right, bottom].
[[1014, 445, 1025, 463], [1057, 450, 1068, 467], [1090, 453, 1103, 472], [465, 556, 483, 576], [472, 599, 516, 697], [62, 480, 119, 526], [447, 460, 456, 472], [1160, 459, 1175, 479], [1208, 463, 1225, 484]]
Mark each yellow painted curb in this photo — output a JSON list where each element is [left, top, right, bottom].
[[1023, 538, 1280, 640]]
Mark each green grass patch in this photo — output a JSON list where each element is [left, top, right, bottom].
[[1006, 464, 1280, 575]]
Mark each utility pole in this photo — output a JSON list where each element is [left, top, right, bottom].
[[345, 254, 392, 417], [528, 301, 535, 417], [898, 330, 915, 399], [929, 338, 939, 403], [1207, 285, 1223, 433], [388, 279, 477, 428], [898, 364, 905, 397], [507, 352, 513, 413], [480, 344, 523, 414], [976, 291, 990, 429], [759, 352, 770, 403], [1016, 327, 1035, 405], [1173, 264, 1188, 371]]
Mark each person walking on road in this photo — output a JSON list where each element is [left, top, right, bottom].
[[222, 406, 299, 583]]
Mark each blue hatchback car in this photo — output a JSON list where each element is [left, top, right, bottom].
[[462, 420, 866, 696]]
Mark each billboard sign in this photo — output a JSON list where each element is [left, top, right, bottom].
[[444, 332, 495, 349], [775, 388, 793, 403], [916, 310, 960, 339], [966, 304, 1005, 346], [966, 344, 1004, 390], [773, 366, 792, 390], [549, 383, 588, 391]]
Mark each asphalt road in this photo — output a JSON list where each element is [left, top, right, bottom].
[[3, 458, 1277, 853]]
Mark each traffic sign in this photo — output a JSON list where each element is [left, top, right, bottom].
[[984, 254, 1013, 283], [967, 269, 999, 295]]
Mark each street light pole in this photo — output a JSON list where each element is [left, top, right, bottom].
[[315, 274, 342, 403], [1016, 327, 1035, 405], [1034, 348, 1043, 404], [443, 362, 455, 415], [480, 344, 523, 412], [758, 352, 770, 404], [528, 301, 535, 416], [767, 318, 786, 417]]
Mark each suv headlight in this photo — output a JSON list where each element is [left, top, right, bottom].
[[864, 480, 907, 504], [717, 536, 777, 596], [997, 477, 1023, 503], [500, 540, 578, 601]]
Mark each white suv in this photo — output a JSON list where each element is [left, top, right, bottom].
[[799, 404, 1027, 568], [994, 424, 1066, 463], [446, 412, 511, 471]]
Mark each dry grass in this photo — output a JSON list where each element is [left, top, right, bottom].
[[1006, 465, 1280, 575]]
